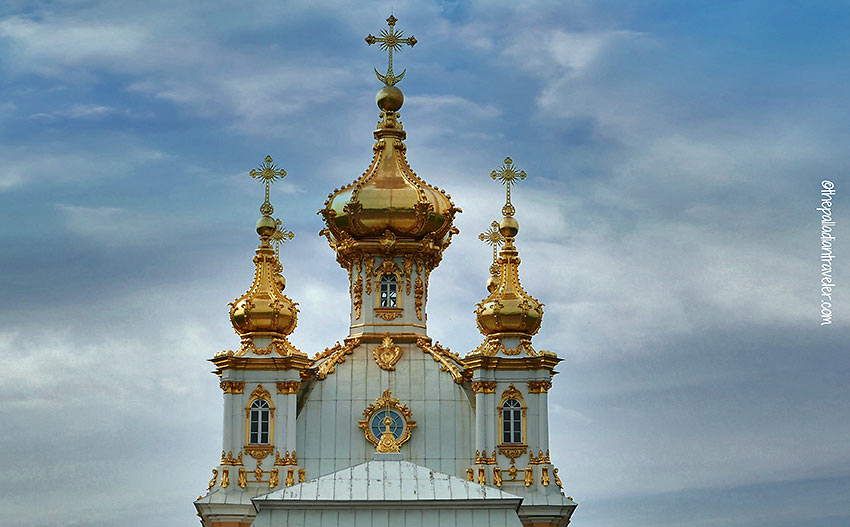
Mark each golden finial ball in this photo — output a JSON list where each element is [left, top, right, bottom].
[[376, 85, 404, 111], [486, 275, 499, 293], [256, 215, 276, 236], [499, 216, 519, 237]]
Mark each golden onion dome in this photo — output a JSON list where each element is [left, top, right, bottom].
[[319, 86, 459, 259], [475, 216, 544, 337], [229, 157, 299, 337]]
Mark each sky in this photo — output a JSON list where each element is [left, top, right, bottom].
[[0, 1, 848, 526]]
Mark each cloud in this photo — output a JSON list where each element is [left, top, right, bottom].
[[29, 104, 116, 120]]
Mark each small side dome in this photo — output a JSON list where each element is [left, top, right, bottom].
[[229, 214, 299, 336]]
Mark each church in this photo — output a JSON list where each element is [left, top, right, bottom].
[[194, 15, 577, 527]]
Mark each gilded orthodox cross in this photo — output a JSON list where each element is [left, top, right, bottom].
[[479, 221, 505, 277], [490, 157, 527, 217], [250, 155, 287, 217], [249, 155, 295, 257], [365, 15, 417, 86]]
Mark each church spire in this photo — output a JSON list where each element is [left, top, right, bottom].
[[471, 158, 546, 357], [318, 15, 460, 338], [228, 155, 303, 357]]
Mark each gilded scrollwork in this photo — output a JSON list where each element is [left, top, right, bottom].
[[269, 468, 279, 488], [221, 468, 230, 488], [298, 469, 306, 483], [313, 338, 361, 380], [415, 338, 465, 383], [493, 466, 503, 487], [373, 335, 403, 370], [365, 257, 375, 294], [374, 309, 403, 321], [541, 466, 550, 486], [285, 468, 295, 487], [235, 335, 305, 357], [477, 466, 486, 485], [244, 445, 273, 460], [554, 467, 563, 488], [207, 469, 218, 490], [403, 257, 413, 294], [414, 276, 424, 319], [352, 274, 363, 319], [237, 468, 247, 488], [466, 468, 474, 481]]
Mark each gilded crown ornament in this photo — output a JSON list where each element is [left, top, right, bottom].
[[471, 157, 544, 356], [228, 156, 303, 356]]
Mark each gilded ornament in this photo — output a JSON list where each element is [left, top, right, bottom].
[[477, 466, 486, 485], [527, 380, 552, 393], [314, 338, 361, 380], [207, 469, 218, 490], [254, 464, 264, 482], [298, 469, 306, 483], [276, 381, 301, 394], [274, 450, 297, 466], [249, 384, 272, 401], [237, 468, 247, 489], [493, 466, 503, 487], [498, 445, 528, 461], [365, 14, 417, 87], [403, 257, 413, 294], [414, 276, 424, 320], [374, 309, 403, 321], [269, 468, 279, 488], [541, 466, 550, 486], [554, 468, 563, 488], [221, 450, 243, 466], [220, 381, 245, 394], [221, 468, 230, 488], [466, 468, 474, 481], [529, 449, 551, 464], [365, 257, 375, 294], [244, 446, 273, 460], [359, 389, 416, 447], [375, 415, 401, 453], [479, 220, 505, 283], [352, 274, 363, 319], [524, 466, 534, 487], [490, 157, 527, 218], [236, 336, 304, 358], [475, 449, 497, 464], [471, 381, 497, 394], [415, 338, 465, 383], [509, 465, 518, 481], [373, 335, 403, 370], [285, 468, 295, 487]]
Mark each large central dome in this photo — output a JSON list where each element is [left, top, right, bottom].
[[319, 86, 460, 266]]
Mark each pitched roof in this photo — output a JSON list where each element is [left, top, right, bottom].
[[254, 459, 522, 506]]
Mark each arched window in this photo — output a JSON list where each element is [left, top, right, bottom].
[[249, 399, 271, 445], [379, 274, 398, 308], [502, 399, 523, 444]]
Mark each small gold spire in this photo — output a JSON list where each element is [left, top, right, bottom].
[[365, 15, 417, 86], [490, 157, 527, 218]]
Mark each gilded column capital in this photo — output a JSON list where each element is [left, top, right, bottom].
[[471, 381, 497, 394], [220, 380, 245, 394], [527, 380, 552, 393], [276, 381, 301, 394]]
